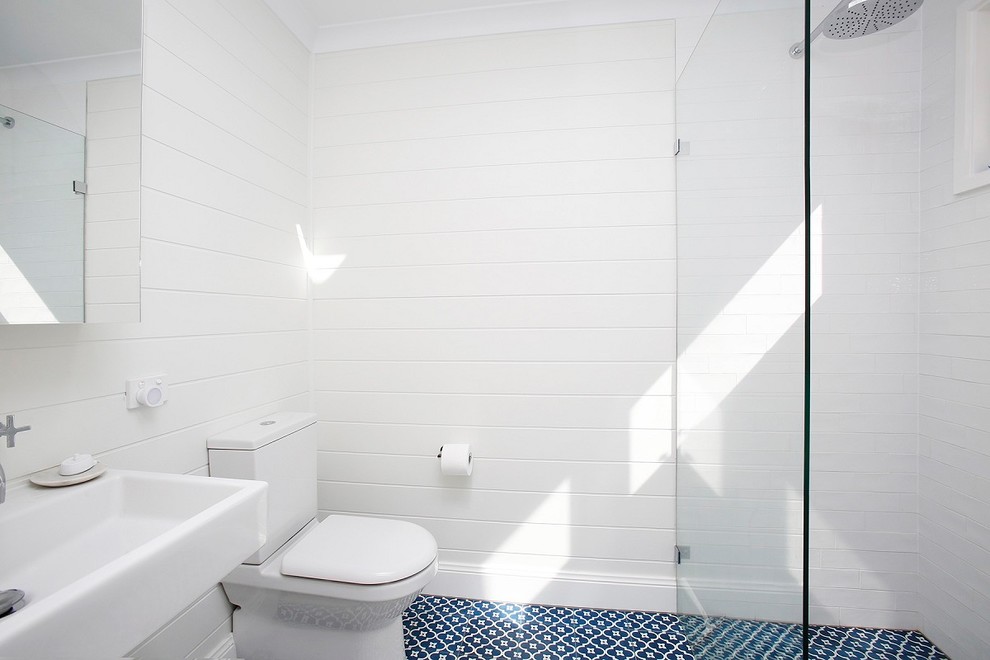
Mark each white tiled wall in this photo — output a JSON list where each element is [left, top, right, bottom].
[[917, 1, 990, 658], [85, 75, 142, 323], [0, 0, 310, 655], [311, 21, 679, 611], [808, 13, 923, 629]]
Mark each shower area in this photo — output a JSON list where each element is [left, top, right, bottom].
[[672, 0, 975, 656]]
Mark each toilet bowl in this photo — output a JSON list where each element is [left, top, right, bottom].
[[208, 412, 438, 660]]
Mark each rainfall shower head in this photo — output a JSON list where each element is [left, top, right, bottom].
[[789, 0, 924, 58], [1, 116, 13, 129], [824, 0, 924, 39]]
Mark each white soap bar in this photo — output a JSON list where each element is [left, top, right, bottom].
[[59, 453, 96, 476]]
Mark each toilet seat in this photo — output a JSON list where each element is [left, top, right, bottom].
[[281, 515, 438, 585], [222, 518, 439, 604]]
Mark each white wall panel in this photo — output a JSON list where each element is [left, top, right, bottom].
[[314, 126, 676, 177], [314, 21, 675, 84], [314, 60, 674, 117], [318, 452, 675, 497], [314, 93, 676, 149], [314, 193, 675, 236], [312, 22, 677, 610], [85, 75, 142, 323], [312, 329, 676, 362], [313, 361, 672, 396], [141, 41, 307, 173], [312, 261, 676, 299], [315, 226, 675, 267], [313, 295, 675, 329]]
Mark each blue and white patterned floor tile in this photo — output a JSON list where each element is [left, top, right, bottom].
[[402, 595, 949, 660], [403, 595, 693, 659], [808, 626, 948, 660], [679, 615, 803, 659]]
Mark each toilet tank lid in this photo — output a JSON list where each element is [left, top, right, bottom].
[[207, 412, 318, 450], [281, 515, 438, 585]]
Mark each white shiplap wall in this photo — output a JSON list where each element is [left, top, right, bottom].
[[0, 0, 310, 655], [85, 75, 142, 323], [809, 15, 923, 629], [311, 21, 678, 610], [918, 1, 990, 658]]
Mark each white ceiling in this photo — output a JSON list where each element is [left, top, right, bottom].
[[0, 0, 141, 68]]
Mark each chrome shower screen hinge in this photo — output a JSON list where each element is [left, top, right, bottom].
[[674, 545, 690, 564], [73, 180, 87, 195]]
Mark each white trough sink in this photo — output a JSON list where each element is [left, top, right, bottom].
[[0, 469, 266, 657]]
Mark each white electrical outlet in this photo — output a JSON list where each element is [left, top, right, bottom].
[[125, 374, 168, 410]]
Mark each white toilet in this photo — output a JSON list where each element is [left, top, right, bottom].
[[208, 412, 438, 660]]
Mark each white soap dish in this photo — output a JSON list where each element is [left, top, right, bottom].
[[30, 462, 108, 487]]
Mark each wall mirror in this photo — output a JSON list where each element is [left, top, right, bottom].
[[0, 0, 142, 324]]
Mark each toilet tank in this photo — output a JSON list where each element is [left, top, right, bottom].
[[208, 412, 318, 565]]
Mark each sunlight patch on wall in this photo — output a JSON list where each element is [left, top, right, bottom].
[[483, 480, 572, 605], [0, 243, 58, 323], [678, 220, 815, 496], [628, 368, 675, 492], [296, 224, 345, 284]]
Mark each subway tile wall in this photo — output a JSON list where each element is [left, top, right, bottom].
[[809, 10, 923, 630], [918, 1, 990, 658]]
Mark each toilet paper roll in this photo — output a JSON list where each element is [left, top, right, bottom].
[[439, 444, 473, 476]]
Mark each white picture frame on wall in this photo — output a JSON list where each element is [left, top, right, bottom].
[[954, 0, 990, 194]]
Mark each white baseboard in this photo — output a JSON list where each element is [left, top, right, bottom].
[[676, 577, 802, 623], [425, 565, 677, 613], [203, 633, 237, 659]]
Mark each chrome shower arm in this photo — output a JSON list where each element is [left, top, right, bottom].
[[789, 0, 848, 58]]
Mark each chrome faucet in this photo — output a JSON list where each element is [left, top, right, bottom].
[[0, 415, 30, 504]]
